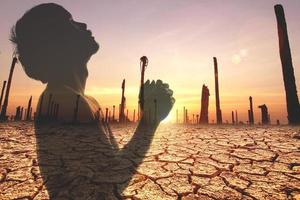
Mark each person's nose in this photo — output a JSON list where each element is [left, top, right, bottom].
[[74, 21, 87, 30]]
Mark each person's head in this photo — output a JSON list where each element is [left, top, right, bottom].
[[11, 3, 99, 84]]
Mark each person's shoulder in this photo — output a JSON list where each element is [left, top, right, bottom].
[[85, 95, 100, 107], [38, 87, 96, 123]]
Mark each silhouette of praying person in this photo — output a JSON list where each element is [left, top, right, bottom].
[[11, 3, 100, 122], [11, 3, 175, 199]]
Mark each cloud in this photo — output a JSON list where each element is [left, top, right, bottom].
[[231, 49, 248, 64]]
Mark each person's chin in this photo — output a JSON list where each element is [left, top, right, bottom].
[[89, 39, 99, 54], [92, 41, 99, 53]]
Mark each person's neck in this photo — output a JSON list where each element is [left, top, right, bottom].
[[46, 65, 87, 95]]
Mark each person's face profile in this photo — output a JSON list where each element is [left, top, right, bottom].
[[48, 7, 99, 58], [11, 3, 100, 84], [62, 14, 99, 56]]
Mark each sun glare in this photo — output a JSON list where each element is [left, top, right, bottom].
[[161, 113, 174, 124]]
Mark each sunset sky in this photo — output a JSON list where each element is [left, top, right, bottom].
[[0, 0, 300, 124]]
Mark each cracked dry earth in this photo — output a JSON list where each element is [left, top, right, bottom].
[[0, 122, 300, 200]]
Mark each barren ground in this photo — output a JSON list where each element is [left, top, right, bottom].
[[0, 122, 300, 200]]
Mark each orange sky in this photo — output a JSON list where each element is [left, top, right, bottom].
[[1, 0, 300, 124]]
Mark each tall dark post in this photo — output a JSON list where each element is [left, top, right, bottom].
[[73, 95, 80, 123], [14, 106, 21, 121], [126, 109, 129, 122], [118, 104, 121, 122], [249, 96, 254, 124], [277, 119, 280, 125], [119, 79, 126, 123], [199, 84, 210, 124], [231, 111, 235, 124], [95, 108, 100, 121], [247, 110, 251, 124], [38, 93, 44, 119], [133, 109, 136, 122], [54, 103, 59, 120], [112, 105, 115, 122], [26, 96, 32, 121], [24, 109, 27, 120], [20, 107, 23, 120], [105, 108, 108, 124], [154, 99, 157, 123], [235, 110, 238, 124], [185, 109, 188, 124], [213, 57, 222, 124], [108, 110, 111, 122], [0, 57, 18, 120], [139, 56, 148, 121], [258, 104, 270, 125], [0, 81, 7, 109], [50, 101, 55, 119], [46, 94, 53, 118], [275, 5, 300, 124], [29, 107, 32, 120], [18, 106, 22, 121], [183, 107, 186, 124]]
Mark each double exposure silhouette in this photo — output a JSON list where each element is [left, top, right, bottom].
[[11, 3, 174, 199]]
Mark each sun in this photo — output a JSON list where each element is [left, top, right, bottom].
[[231, 54, 241, 64]]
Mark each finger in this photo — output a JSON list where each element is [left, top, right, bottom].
[[156, 80, 163, 86], [171, 97, 176, 105], [163, 83, 169, 89], [155, 86, 172, 98], [145, 80, 150, 86], [150, 80, 155, 88], [166, 88, 173, 96]]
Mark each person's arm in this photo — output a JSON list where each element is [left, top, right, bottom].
[[118, 80, 175, 164], [119, 118, 158, 161]]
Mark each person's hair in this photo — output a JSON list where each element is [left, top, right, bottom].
[[11, 3, 72, 83]]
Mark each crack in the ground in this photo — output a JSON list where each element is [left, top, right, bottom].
[[1, 123, 300, 200]]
